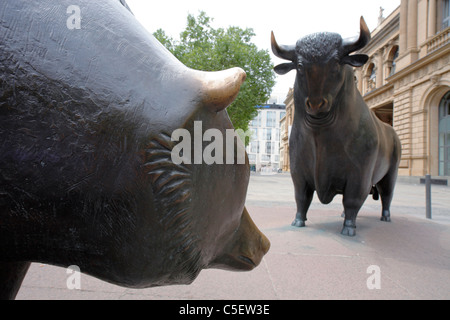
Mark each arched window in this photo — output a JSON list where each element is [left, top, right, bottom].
[[366, 63, 376, 92], [389, 47, 399, 76], [439, 91, 450, 176]]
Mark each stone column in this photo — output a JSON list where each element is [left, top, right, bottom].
[[364, 75, 370, 94], [376, 49, 384, 88], [399, 0, 408, 53], [407, 0, 418, 51], [428, 0, 437, 37]]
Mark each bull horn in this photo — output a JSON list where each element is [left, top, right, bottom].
[[193, 67, 246, 113], [342, 16, 371, 55], [271, 31, 296, 61]]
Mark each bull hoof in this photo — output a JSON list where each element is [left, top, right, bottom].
[[292, 219, 306, 228], [380, 210, 391, 222], [341, 226, 356, 237], [341, 219, 356, 237]]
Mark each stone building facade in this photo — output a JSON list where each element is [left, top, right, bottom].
[[280, 89, 294, 172], [280, 0, 450, 178]]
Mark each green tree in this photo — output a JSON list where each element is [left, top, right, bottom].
[[153, 11, 276, 133]]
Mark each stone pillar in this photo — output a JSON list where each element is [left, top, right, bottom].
[[428, 0, 437, 37], [399, 0, 408, 54], [376, 49, 384, 88], [364, 75, 370, 94], [407, 0, 418, 51]]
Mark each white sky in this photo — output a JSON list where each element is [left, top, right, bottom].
[[126, 0, 400, 103]]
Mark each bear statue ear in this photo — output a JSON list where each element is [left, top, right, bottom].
[[274, 62, 296, 75], [341, 54, 369, 67]]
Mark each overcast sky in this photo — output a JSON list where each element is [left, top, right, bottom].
[[126, 0, 400, 103]]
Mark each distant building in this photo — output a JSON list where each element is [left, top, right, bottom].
[[246, 104, 286, 172], [354, 0, 450, 177], [280, 89, 294, 172], [280, 1, 450, 178]]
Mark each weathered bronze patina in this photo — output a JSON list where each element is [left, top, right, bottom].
[[0, 0, 269, 299], [272, 18, 401, 237]]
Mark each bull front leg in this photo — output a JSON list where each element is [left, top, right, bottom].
[[342, 218, 357, 237], [341, 191, 367, 237], [292, 183, 314, 228]]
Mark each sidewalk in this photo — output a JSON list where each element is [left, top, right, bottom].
[[16, 174, 450, 300]]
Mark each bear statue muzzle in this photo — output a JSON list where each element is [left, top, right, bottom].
[[209, 207, 270, 271]]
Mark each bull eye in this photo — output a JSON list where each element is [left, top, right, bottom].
[[297, 63, 304, 75]]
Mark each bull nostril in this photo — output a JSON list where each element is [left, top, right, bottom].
[[319, 100, 324, 108], [306, 97, 327, 111], [305, 98, 312, 109]]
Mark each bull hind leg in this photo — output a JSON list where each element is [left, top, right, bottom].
[[0, 261, 31, 300], [376, 169, 398, 222], [292, 185, 314, 228]]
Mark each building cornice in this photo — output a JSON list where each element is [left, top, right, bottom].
[[387, 42, 450, 83], [363, 12, 400, 54], [363, 82, 394, 102]]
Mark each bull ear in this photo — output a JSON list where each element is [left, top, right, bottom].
[[274, 63, 296, 75], [341, 54, 369, 67]]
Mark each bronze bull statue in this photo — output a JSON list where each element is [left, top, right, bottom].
[[271, 17, 401, 237], [0, 0, 270, 299]]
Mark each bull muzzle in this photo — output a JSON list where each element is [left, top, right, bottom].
[[209, 207, 270, 271], [305, 97, 330, 116]]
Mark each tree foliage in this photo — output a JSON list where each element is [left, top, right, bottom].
[[153, 12, 276, 132]]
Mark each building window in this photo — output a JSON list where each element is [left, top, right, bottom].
[[369, 65, 376, 89], [266, 141, 272, 155], [251, 112, 261, 127], [250, 141, 259, 154], [266, 111, 276, 128], [252, 128, 258, 141], [389, 47, 399, 76], [265, 128, 272, 141], [439, 91, 450, 176], [443, 0, 450, 29], [261, 154, 271, 162], [365, 63, 376, 93]]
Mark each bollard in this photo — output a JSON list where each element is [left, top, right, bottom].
[[425, 174, 432, 220]]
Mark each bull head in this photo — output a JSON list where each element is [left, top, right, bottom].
[[271, 17, 371, 118]]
